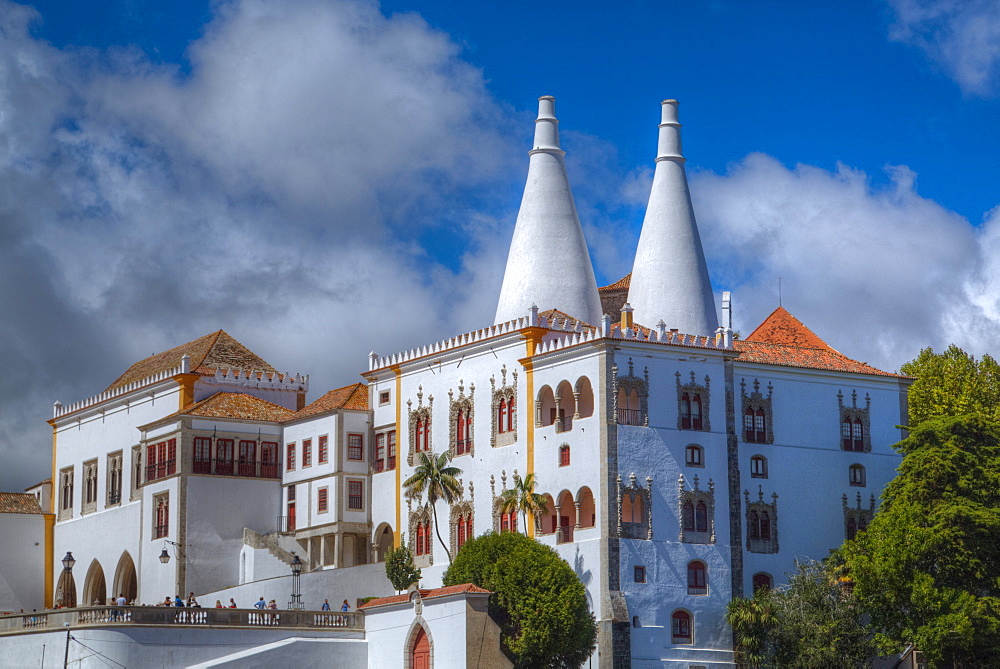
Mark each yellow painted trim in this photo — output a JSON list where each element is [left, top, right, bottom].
[[520, 328, 545, 539], [43, 514, 55, 608], [393, 366, 403, 548], [50, 426, 57, 515], [173, 373, 199, 409]]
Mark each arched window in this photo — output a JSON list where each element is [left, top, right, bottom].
[[508, 401, 516, 432], [465, 515, 473, 543], [750, 455, 768, 479], [623, 495, 644, 524], [457, 515, 467, 549], [755, 409, 766, 442], [456, 410, 471, 455], [849, 464, 866, 487], [843, 416, 864, 451], [743, 406, 755, 441], [759, 511, 771, 540], [671, 610, 692, 644], [858, 516, 868, 533], [632, 616, 641, 628], [748, 510, 759, 539], [687, 561, 707, 595], [691, 395, 703, 430], [416, 419, 426, 453], [416, 522, 426, 555], [685, 444, 703, 467], [680, 393, 692, 429], [847, 517, 858, 541], [682, 501, 695, 532], [559, 445, 570, 467], [498, 400, 508, 434], [752, 572, 773, 594], [695, 501, 708, 533], [500, 510, 517, 533]]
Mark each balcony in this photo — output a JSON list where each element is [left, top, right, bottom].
[[554, 416, 573, 433], [192, 459, 280, 479], [556, 526, 574, 544], [616, 408, 643, 426], [277, 515, 296, 533], [0, 606, 363, 635]]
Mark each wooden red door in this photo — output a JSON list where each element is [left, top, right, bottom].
[[412, 626, 430, 669]]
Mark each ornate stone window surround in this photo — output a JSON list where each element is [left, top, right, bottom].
[[449, 490, 475, 555], [839, 390, 871, 452], [448, 380, 475, 458], [407, 386, 434, 466], [617, 472, 653, 540], [678, 474, 715, 544], [613, 357, 649, 427], [677, 371, 711, 432], [745, 486, 779, 554], [491, 365, 518, 448], [741, 378, 774, 444], [82, 459, 99, 514], [843, 492, 875, 540], [407, 502, 434, 568]]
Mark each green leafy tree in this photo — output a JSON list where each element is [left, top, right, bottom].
[[900, 345, 1000, 425], [843, 414, 1000, 665], [498, 472, 548, 534], [726, 593, 776, 668], [402, 451, 463, 561], [384, 534, 421, 592], [443, 531, 596, 668]]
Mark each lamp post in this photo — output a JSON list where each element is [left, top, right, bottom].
[[60, 552, 76, 608], [289, 553, 303, 610]]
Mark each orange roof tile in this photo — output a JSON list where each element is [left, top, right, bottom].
[[0, 493, 43, 515], [106, 331, 276, 392], [738, 307, 904, 377], [358, 584, 492, 610], [599, 273, 631, 292], [143, 392, 295, 427], [539, 309, 596, 330], [286, 383, 369, 421], [745, 307, 836, 351]]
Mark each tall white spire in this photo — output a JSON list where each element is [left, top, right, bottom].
[[494, 96, 602, 326], [627, 100, 718, 335]]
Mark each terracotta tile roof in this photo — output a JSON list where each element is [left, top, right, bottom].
[[143, 392, 295, 428], [0, 493, 43, 515], [745, 307, 837, 352], [539, 309, 596, 330], [286, 383, 369, 422], [105, 330, 276, 392], [599, 273, 631, 292], [738, 307, 904, 377], [358, 584, 492, 610]]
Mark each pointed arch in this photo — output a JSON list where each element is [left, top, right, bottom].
[[82, 559, 107, 606], [112, 552, 137, 604], [404, 617, 434, 669]]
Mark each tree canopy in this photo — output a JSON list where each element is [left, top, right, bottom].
[[843, 414, 1000, 665], [443, 531, 596, 668], [402, 451, 463, 561], [384, 534, 421, 592], [900, 345, 1000, 425], [497, 472, 548, 534]]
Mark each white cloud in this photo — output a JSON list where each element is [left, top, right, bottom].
[[691, 153, 997, 371], [887, 0, 1000, 95], [0, 0, 522, 490]]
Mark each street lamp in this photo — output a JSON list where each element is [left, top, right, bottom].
[[158, 540, 186, 564], [60, 552, 76, 608], [289, 553, 303, 610]]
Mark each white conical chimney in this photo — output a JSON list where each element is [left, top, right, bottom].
[[627, 100, 717, 335], [494, 96, 602, 326]]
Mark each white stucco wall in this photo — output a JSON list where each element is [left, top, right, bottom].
[[0, 514, 46, 613]]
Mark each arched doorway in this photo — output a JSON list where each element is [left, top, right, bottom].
[[374, 524, 394, 563], [112, 552, 138, 604], [411, 625, 431, 669], [82, 559, 107, 606]]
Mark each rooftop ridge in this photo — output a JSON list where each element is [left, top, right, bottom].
[[53, 360, 187, 419], [369, 307, 734, 372]]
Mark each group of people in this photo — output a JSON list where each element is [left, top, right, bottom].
[[149, 593, 351, 611], [252, 597, 279, 610], [320, 599, 351, 612]]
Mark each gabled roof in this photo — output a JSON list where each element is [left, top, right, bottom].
[[358, 584, 491, 610], [0, 493, 43, 515], [599, 273, 631, 292], [106, 330, 275, 392], [745, 307, 838, 352], [539, 308, 596, 331], [286, 383, 368, 422], [142, 392, 295, 428], [737, 307, 904, 378]]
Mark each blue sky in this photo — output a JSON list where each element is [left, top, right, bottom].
[[2, 0, 999, 489]]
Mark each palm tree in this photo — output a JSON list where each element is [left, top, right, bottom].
[[403, 451, 463, 561], [725, 594, 777, 668], [498, 472, 549, 535]]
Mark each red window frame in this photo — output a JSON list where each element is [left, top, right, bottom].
[[387, 431, 397, 469], [683, 501, 695, 532], [498, 400, 507, 434], [193, 437, 212, 474], [302, 439, 312, 467], [318, 435, 328, 464], [238, 440, 256, 477], [318, 487, 328, 513], [348, 480, 363, 510], [753, 573, 772, 594], [681, 393, 691, 429], [559, 445, 570, 467], [286, 443, 296, 471], [671, 611, 692, 644], [147, 439, 177, 481], [508, 401, 515, 432], [261, 442, 278, 478], [457, 514, 467, 549], [751, 455, 767, 478], [216, 439, 234, 475], [416, 522, 426, 555], [375, 433, 386, 472], [695, 501, 708, 532], [688, 561, 707, 595], [348, 434, 364, 461], [154, 497, 169, 539]]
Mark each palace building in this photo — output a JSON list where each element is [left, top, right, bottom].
[[3, 97, 910, 668]]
